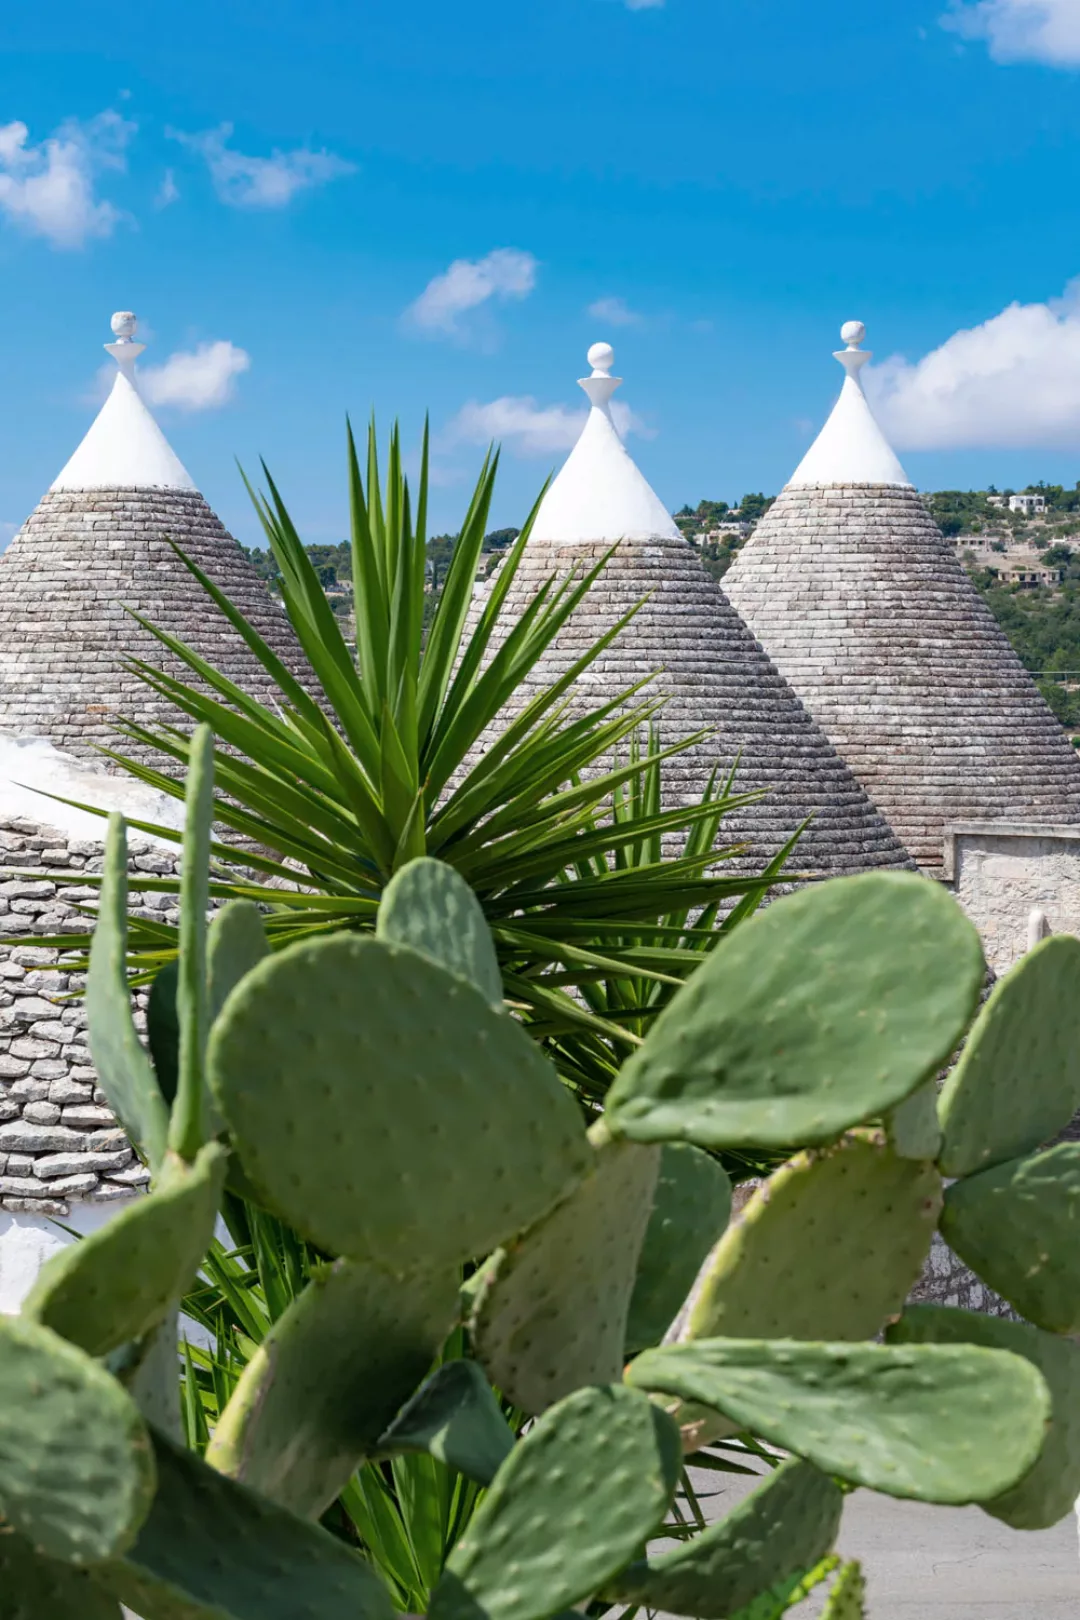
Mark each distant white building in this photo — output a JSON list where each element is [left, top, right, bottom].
[[1009, 493, 1047, 515]]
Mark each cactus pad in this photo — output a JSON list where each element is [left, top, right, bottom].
[[86, 813, 169, 1170], [208, 900, 270, 1023], [379, 1360, 515, 1486], [428, 1384, 680, 1620], [889, 1304, 1080, 1530], [0, 1530, 122, 1620], [940, 1142, 1080, 1333], [378, 856, 503, 1008], [209, 933, 590, 1268], [686, 1135, 940, 1342], [626, 1337, 1049, 1504], [471, 1135, 660, 1413], [606, 872, 983, 1149], [607, 1458, 842, 1616], [625, 1141, 732, 1354], [99, 1429, 395, 1620], [821, 1561, 866, 1620], [206, 1256, 459, 1518], [0, 1314, 155, 1563], [25, 1142, 227, 1358], [938, 934, 1080, 1177], [885, 1081, 942, 1161]]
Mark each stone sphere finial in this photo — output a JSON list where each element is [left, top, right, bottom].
[[840, 319, 866, 348], [111, 311, 138, 341], [587, 341, 615, 376]]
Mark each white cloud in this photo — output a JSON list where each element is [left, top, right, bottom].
[[942, 0, 1080, 64], [404, 248, 538, 339], [864, 281, 1080, 449], [139, 340, 251, 413], [444, 394, 650, 457], [0, 110, 134, 249], [587, 295, 644, 327], [169, 123, 355, 208], [155, 168, 179, 208]]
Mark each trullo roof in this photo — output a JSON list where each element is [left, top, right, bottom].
[[0, 312, 305, 761], [478, 342, 911, 877], [723, 321, 1080, 875]]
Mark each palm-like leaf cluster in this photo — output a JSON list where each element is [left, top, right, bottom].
[[44, 424, 788, 1080]]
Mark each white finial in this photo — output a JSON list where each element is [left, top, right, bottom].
[[834, 319, 870, 382], [105, 309, 146, 372], [587, 341, 615, 376], [580, 340, 622, 409]]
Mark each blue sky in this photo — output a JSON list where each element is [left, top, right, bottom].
[[1, 0, 1080, 546]]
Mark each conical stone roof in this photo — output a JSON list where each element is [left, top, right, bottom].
[[723, 322, 1080, 876], [477, 343, 911, 877], [0, 312, 304, 762]]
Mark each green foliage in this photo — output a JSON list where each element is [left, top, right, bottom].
[[9, 771, 1080, 1618]]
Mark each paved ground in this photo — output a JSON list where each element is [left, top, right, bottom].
[[694, 1471, 1079, 1618]]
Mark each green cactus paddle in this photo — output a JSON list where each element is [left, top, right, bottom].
[[206, 1256, 459, 1518], [428, 1384, 680, 1620], [378, 1360, 515, 1486], [627, 1337, 1049, 1504], [209, 934, 590, 1269], [25, 1142, 227, 1358], [86, 813, 169, 1172], [97, 1429, 395, 1620], [471, 1133, 660, 1413], [938, 934, 1080, 1177], [0, 1314, 155, 1564], [606, 872, 983, 1149], [686, 1134, 940, 1342], [821, 1561, 867, 1620], [625, 1141, 732, 1354], [377, 855, 503, 1008], [940, 1142, 1080, 1333], [0, 1529, 123, 1620], [606, 1458, 842, 1617], [889, 1304, 1080, 1530]]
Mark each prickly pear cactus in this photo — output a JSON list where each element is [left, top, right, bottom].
[[4, 802, 1079, 1620]]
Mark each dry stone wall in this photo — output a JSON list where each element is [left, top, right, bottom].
[[0, 487, 306, 764], [470, 535, 913, 878], [0, 815, 178, 1213], [724, 484, 1080, 876]]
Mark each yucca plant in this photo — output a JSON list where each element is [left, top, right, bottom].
[[39, 421, 787, 1080]]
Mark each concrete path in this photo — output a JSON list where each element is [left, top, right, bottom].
[[692, 1471, 1079, 1618]]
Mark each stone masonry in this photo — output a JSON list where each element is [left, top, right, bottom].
[[0, 814, 179, 1214], [472, 533, 914, 878], [0, 487, 306, 763], [724, 483, 1080, 876]]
